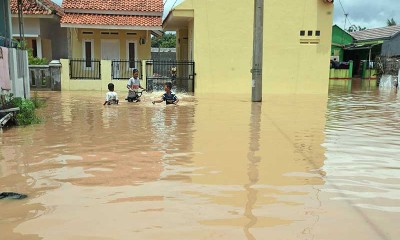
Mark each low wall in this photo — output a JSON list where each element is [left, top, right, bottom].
[[61, 59, 147, 92], [329, 69, 351, 79], [329, 61, 353, 79], [363, 69, 377, 79]]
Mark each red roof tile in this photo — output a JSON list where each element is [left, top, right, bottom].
[[61, 13, 162, 27], [62, 0, 163, 13], [10, 0, 64, 17]]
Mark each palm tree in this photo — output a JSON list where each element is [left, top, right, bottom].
[[347, 25, 366, 32], [387, 18, 397, 26]]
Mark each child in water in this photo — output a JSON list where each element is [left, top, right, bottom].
[[152, 82, 179, 105], [126, 68, 146, 102], [103, 83, 119, 105]]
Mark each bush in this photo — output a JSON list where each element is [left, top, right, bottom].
[[27, 48, 48, 65], [10, 97, 42, 126]]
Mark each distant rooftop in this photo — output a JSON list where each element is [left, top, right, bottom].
[[10, 0, 64, 17], [350, 25, 400, 41], [62, 0, 163, 13]]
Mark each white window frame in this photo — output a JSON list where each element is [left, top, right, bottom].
[[126, 40, 138, 69], [82, 39, 94, 69]]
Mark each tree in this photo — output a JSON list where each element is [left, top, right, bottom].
[[151, 33, 176, 48], [387, 18, 397, 26], [347, 25, 367, 32]]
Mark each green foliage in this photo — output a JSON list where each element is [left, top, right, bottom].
[[28, 48, 48, 65], [1, 92, 45, 126], [11, 97, 41, 125], [151, 33, 176, 48], [347, 25, 367, 32], [387, 18, 397, 26]]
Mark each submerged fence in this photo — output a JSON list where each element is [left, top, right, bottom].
[[145, 60, 195, 92]]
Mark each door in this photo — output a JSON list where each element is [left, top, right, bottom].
[[101, 39, 120, 78]]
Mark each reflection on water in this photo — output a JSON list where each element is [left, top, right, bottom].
[[0, 84, 399, 239], [244, 103, 261, 240]]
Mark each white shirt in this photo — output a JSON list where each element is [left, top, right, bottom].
[[105, 91, 118, 101], [127, 77, 141, 89]]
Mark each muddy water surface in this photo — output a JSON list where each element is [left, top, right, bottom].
[[0, 85, 399, 239]]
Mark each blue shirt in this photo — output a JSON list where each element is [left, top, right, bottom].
[[162, 92, 178, 105]]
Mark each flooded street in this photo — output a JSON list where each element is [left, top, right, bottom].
[[1, 82, 399, 239]]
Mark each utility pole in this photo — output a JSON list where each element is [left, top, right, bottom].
[[251, 0, 264, 102], [17, 0, 27, 99]]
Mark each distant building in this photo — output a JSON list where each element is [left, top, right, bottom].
[[151, 47, 176, 61], [331, 25, 354, 62]]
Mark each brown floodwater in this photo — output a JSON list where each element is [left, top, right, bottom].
[[0, 81, 399, 240]]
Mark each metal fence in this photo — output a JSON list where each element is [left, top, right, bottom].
[[111, 60, 142, 80], [69, 59, 101, 79], [145, 60, 195, 92]]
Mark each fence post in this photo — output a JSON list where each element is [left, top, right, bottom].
[[49, 60, 62, 91], [349, 60, 353, 79], [142, 60, 147, 89]]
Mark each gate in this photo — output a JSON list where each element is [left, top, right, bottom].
[[111, 60, 143, 80], [145, 61, 195, 92]]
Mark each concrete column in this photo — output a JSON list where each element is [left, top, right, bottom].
[[36, 37, 42, 58], [49, 60, 62, 91]]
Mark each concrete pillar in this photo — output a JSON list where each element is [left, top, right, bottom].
[[49, 60, 62, 91], [37, 37, 42, 58]]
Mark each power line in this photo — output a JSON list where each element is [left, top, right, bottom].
[[338, 0, 347, 15], [171, 0, 179, 9], [338, 0, 353, 29]]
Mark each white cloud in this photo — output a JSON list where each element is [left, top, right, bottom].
[[334, 0, 400, 29]]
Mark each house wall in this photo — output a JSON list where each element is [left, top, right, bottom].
[[332, 25, 353, 46], [331, 26, 354, 62], [12, 17, 40, 36], [382, 34, 400, 57], [40, 18, 68, 60], [41, 38, 52, 60], [12, 17, 68, 60], [69, 29, 151, 60], [174, 0, 333, 94]]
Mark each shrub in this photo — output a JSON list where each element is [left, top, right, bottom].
[[10, 97, 41, 125]]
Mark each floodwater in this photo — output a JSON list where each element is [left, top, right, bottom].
[[0, 81, 399, 240]]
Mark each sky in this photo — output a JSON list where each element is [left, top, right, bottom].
[[333, 0, 400, 29], [52, 0, 398, 29]]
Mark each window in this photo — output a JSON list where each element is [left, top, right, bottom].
[[127, 41, 137, 69], [316, 30, 321, 36], [83, 40, 94, 68], [308, 31, 313, 36], [300, 30, 305, 36]]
